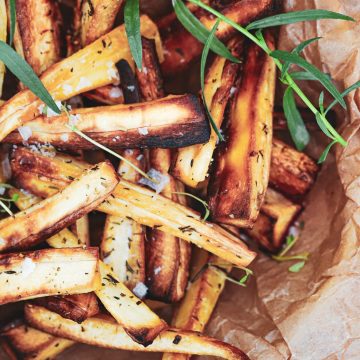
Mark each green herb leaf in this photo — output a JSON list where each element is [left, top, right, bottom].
[[281, 37, 321, 79], [272, 50, 346, 109], [200, 19, 224, 141], [290, 71, 319, 81], [172, 191, 210, 221], [325, 80, 360, 115], [247, 9, 354, 30], [9, 0, 16, 46], [124, 0, 142, 70], [288, 261, 306, 273], [0, 41, 60, 113], [315, 112, 333, 139], [318, 140, 337, 163], [283, 87, 310, 150], [0, 199, 13, 216], [319, 91, 325, 114], [172, 0, 240, 63]]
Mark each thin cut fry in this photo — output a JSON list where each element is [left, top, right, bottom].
[[0, 0, 6, 98], [25, 305, 249, 360]]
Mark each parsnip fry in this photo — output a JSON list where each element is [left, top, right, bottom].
[[84, 85, 124, 105], [172, 39, 242, 187], [4, 94, 210, 149], [208, 34, 276, 227], [95, 261, 167, 345], [0, 247, 100, 305], [270, 138, 319, 198], [15, 0, 61, 75], [25, 305, 249, 360], [1, 320, 74, 360], [80, 0, 124, 46], [0, 0, 6, 98], [0, 161, 118, 251], [0, 15, 161, 141], [10, 149, 256, 267]]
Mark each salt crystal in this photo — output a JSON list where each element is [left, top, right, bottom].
[[136, 154, 143, 161], [154, 266, 162, 275], [230, 87, 237, 96], [127, 85, 135, 92], [138, 127, 148, 135], [60, 133, 69, 142], [21, 258, 36, 277], [62, 84, 73, 96], [132, 282, 148, 299], [109, 87, 123, 98], [76, 77, 91, 92], [18, 126, 32, 141], [139, 168, 170, 194], [0, 187, 5, 195]]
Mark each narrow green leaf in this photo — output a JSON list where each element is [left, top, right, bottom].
[[288, 261, 306, 273], [247, 9, 354, 30], [172, 191, 210, 221], [172, 0, 240, 63], [281, 37, 321, 78], [283, 87, 310, 151], [325, 80, 360, 115], [124, 0, 142, 70], [319, 91, 324, 114], [318, 140, 337, 163], [272, 50, 346, 108], [315, 112, 333, 139], [201, 19, 224, 141], [0, 41, 60, 113], [290, 71, 321, 81], [9, 0, 16, 46]]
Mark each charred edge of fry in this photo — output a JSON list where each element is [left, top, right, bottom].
[[0, 319, 74, 360], [83, 85, 125, 105], [117, 58, 141, 104], [171, 38, 243, 188], [0, 247, 100, 305], [136, 37, 165, 101], [208, 34, 276, 227], [15, 0, 62, 76], [270, 139, 319, 199], [33, 293, 100, 324], [25, 305, 249, 359]]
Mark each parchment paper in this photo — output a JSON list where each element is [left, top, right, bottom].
[[1, 1, 359, 359]]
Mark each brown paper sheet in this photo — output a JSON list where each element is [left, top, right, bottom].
[[1, 1, 359, 359]]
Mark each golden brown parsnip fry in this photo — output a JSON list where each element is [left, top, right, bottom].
[[10, 149, 256, 268], [270, 138, 318, 198], [0, 161, 118, 251], [244, 188, 301, 251], [0, 0, 6, 98], [4, 94, 210, 149], [95, 261, 167, 345], [208, 35, 276, 227], [0, 320, 74, 360], [25, 305, 249, 359], [15, 0, 61, 75], [0, 247, 100, 305], [160, 0, 272, 75], [101, 149, 146, 289], [0, 15, 161, 141], [172, 39, 242, 188], [80, 0, 124, 46], [84, 85, 124, 105]]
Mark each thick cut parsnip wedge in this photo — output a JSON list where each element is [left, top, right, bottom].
[[0, 0, 6, 98], [25, 305, 249, 359], [0, 161, 118, 251], [84, 85, 124, 105], [270, 138, 318, 198], [0, 15, 161, 141], [4, 94, 210, 149], [0, 320, 74, 360], [160, 0, 272, 75], [95, 261, 167, 345], [80, 0, 124, 46], [163, 251, 230, 360], [101, 149, 146, 289], [10, 149, 256, 267], [208, 35, 276, 227], [244, 188, 301, 251], [0, 247, 100, 305], [172, 39, 242, 188], [15, 0, 61, 75]]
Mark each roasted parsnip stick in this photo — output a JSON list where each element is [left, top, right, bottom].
[[14, 0, 61, 76], [0, 15, 161, 141], [0, 0, 6, 98], [0, 247, 100, 305], [0, 320, 74, 360], [79, 0, 124, 46], [84, 85, 124, 105], [25, 305, 249, 360], [4, 94, 210, 149], [0, 161, 118, 251], [10, 149, 256, 267], [172, 39, 242, 188], [208, 35, 276, 227], [270, 138, 318, 198]]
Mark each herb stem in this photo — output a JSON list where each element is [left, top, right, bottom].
[[0, 200, 13, 216], [188, 0, 347, 147]]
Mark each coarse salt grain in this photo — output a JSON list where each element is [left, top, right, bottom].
[[0, 187, 5, 195], [18, 126, 32, 141], [60, 133, 69, 142], [109, 87, 123, 98], [21, 258, 36, 277], [136, 154, 143, 161], [62, 84, 73, 96], [127, 85, 135, 92], [139, 168, 170, 194], [230, 87, 237, 96], [138, 127, 148, 135], [76, 77, 92, 92], [154, 266, 162, 275], [132, 282, 148, 299]]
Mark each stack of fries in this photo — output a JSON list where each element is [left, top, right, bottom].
[[0, 1, 319, 359]]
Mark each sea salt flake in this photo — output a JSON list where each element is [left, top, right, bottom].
[[132, 282, 148, 299], [139, 168, 170, 194], [138, 127, 148, 135], [154, 266, 162, 275], [0, 187, 5, 195], [18, 126, 32, 141], [62, 84, 73, 96], [109, 87, 123, 98], [21, 258, 36, 277], [60, 133, 69, 142], [76, 77, 91, 91]]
